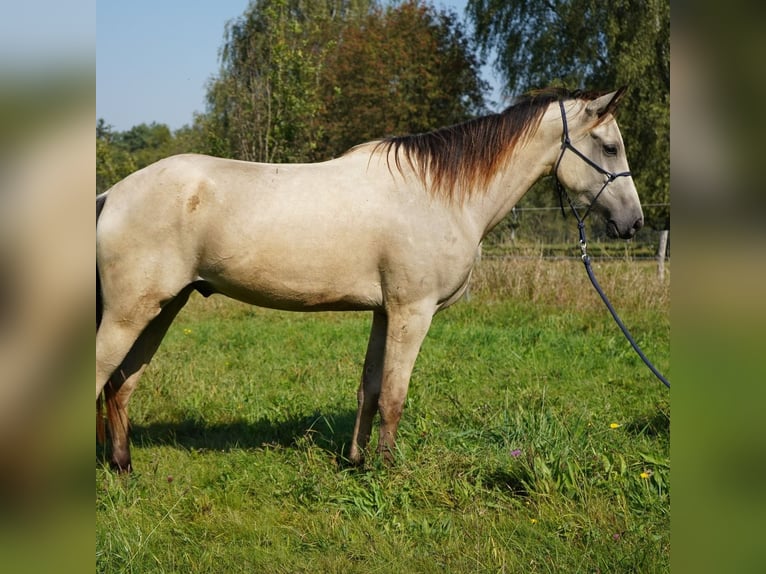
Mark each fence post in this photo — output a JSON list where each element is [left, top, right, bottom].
[[657, 229, 669, 281], [463, 243, 482, 302]]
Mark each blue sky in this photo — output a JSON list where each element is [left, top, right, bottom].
[[97, 0, 500, 132]]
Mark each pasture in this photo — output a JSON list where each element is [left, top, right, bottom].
[[96, 257, 669, 573]]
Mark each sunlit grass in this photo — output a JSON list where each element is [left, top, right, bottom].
[[97, 257, 669, 572]]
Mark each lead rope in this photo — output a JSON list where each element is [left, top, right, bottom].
[[555, 100, 670, 389], [573, 212, 670, 389]]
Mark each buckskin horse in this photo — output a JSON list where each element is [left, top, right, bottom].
[[96, 88, 643, 472]]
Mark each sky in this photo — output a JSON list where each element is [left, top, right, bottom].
[[96, 0, 501, 132]]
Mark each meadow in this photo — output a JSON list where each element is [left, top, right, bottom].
[[96, 256, 669, 573]]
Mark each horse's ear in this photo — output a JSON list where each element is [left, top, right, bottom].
[[585, 87, 627, 118]]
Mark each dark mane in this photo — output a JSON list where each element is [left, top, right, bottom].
[[374, 87, 604, 202]]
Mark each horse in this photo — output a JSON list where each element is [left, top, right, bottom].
[[96, 88, 643, 472]]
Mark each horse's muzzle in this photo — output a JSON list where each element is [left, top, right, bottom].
[[608, 216, 643, 239]]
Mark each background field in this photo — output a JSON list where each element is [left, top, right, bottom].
[[96, 257, 669, 573]]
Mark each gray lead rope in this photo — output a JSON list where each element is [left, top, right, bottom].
[[554, 100, 670, 389]]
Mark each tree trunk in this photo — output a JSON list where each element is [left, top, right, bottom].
[[657, 229, 669, 281]]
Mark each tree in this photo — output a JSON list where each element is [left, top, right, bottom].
[[206, 0, 368, 162], [467, 0, 669, 232], [316, 0, 487, 157], [96, 120, 136, 193], [96, 119, 207, 193], [204, 0, 488, 163], [117, 122, 173, 168]]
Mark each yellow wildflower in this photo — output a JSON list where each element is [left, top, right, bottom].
[[609, 422, 621, 429]]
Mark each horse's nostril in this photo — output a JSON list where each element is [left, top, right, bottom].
[[633, 217, 644, 231]]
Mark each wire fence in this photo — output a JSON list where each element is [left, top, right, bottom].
[[483, 203, 670, 261]]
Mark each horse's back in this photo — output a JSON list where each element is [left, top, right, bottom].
[[96, 152, 477, 313], [96, 153, 390, 311]]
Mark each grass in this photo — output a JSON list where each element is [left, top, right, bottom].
[[96, 257, 669, 573]]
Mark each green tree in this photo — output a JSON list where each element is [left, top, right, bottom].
[[204, 0, 487, 163], [96, 119, 136, 193], [206, 0, 368, 162], [316, 0, 487, 158], [96, 119, 207, 193], [117, 122, 173, 168], [467, 0, 669, 231], [170, 118, 209, 156]]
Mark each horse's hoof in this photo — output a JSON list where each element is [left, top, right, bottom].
[[109, 459, 133, 474]]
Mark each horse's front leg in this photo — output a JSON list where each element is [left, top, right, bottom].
[[376, 304, 434, 463], [349, 311, 387, 464]]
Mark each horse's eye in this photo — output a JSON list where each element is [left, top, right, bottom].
[[603, 144, 618, 156]]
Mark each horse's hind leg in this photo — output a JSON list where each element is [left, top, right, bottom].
[[98, 287, 194, 471], [349, 311, 387, 464]]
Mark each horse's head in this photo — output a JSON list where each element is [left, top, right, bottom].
[[553, 89, 644, 239]]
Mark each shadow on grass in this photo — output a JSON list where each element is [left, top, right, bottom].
[[483, 468, 531, 498], [97, 410, 359, 468], [623, 407, 670, 438]]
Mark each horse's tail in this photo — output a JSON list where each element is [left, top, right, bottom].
[[96, 392, 106, 443], [96, 192, 107, 329], [97, 385, 119, 445], [96, 192, 107, 443]]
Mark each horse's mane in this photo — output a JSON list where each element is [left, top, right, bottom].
[[373, 87, 608, 202]]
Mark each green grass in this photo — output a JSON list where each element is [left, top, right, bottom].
[[96, 259, 669, 573]]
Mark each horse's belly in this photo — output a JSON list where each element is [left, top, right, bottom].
[[212, 280, 382, 312], [200, 252, 384, 312]]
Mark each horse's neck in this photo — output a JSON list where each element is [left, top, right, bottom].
[[467, 102, 571, 239], [470, 137, 556, 240]]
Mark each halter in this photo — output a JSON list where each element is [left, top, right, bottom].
[[553, 99, 670, 389], [553, 99, 632, 223]]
